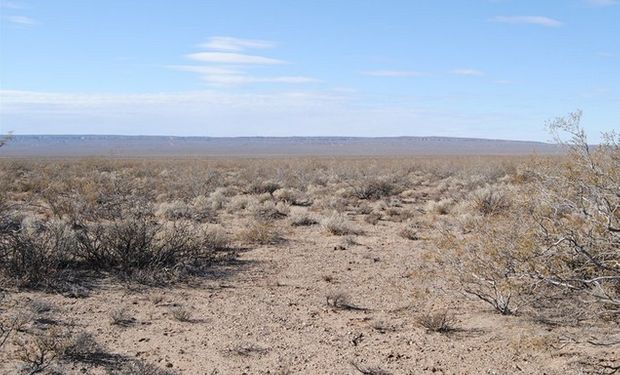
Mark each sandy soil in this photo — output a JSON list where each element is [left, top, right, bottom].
[[1, 202, 618, 375]]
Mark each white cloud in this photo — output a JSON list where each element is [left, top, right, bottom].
[[361, 70, 428, 77], [169, 65, 318, 86], [168, 65, 243, 75], [6, 15, 35, 26], [174, 38, 319, 86], [451, 68, 485, 76], [200, 75, 319, 85], [200, 36, 275, 51], [491, 16, 562, 27], [186, 52, 286, 65]]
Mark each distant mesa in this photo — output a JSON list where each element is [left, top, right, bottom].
[[0, 135, 560, 157]]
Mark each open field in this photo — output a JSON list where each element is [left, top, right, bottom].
[[0, 129, 618, 374]]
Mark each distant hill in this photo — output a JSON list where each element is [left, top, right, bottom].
[[0, 135, 561, 157]]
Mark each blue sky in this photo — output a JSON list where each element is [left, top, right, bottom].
[[0, 0, 618, 141]]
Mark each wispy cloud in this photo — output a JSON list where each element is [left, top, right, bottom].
[[361, 70, 428, 77], [6, 15, 36, 26], [491, 16, 563, 27], [584, 0, 617, 6], [451, 68, 485, 76], [200, 36, 275, 51], [200, 75, 319, 85], [186, 52, 286, 65], [168, 65, 243, 75], [174, 37, 318, 86], [0, 1, 23, 9]]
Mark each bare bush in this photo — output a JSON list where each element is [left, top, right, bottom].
[[417, 309, 457, 333], [170, 307, 192, 322], [0, 217, 75, 287], [349, 177, 400, 200], [322, 213, 363, 236], [14, 327, 67, 374]]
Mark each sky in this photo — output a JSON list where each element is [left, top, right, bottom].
[[0, 0, 618, 141]]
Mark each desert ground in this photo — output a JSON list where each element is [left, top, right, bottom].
[[0, 144, 618, 374]]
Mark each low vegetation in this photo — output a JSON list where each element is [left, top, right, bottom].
[[0, 112, 617, 373]]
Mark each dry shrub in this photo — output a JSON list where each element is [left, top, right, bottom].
[[208, 188, 229, 210], [63, 332, 104, 361], [156, 200, 193, 220], [0, 217, 75, 287], [425, 198, 453, 215], [313, 196, 349, 213], [470, 186, 511, 216], [438, 212, 534, 315], [116, 360, 178, 375], [289, 208, 318, 226], [227, 195, 251, 213], [322, 213, 363, 236], [237, 220, 284, 245], [418, 309, 457, 333], [110, 308, 134, 326], [326, 292, 352, 309], [250, 200, 289, 221], [364, 212, 382, 225], [437, 111, 620, 320], [247, 180, 281, 195], [14, 327, 67, 374], [170, 306, 192, 322], [349, 177, 400, 200], [273, 188, 311, 206], [399, 221, 420, 240], [0, 206, 229, 287]]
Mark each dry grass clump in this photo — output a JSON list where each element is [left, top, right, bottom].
[[288, 208, 318, 226], [247, 180, 281, 195], [250, 200, 289, 221], [237, 220, 284, 245], [425, 198, 453, 215], [470, 186, 511, 216], [417, 309, 457, 333], [364, 212, 382, 225], [321, 213, 363, 236], [110, 307, 134, 326], [273, 188, 311, 206], [325, 292, 352, 309], [399, 221, 420, 240], [170, 306, 192, 322]]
